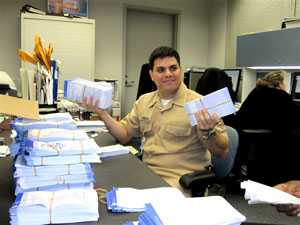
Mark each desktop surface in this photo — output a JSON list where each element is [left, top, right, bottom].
[[0, 131, 298, 225]]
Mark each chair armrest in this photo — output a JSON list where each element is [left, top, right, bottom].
[[179, 169, 216, 190]]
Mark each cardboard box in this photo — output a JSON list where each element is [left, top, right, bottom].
[[0, 95, 39, 120]]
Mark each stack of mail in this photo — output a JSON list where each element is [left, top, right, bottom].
[[10, 188, 99, 225], [106, 187, 184, 212], [184, 87, 236, 126], [24, 139, 102, 156], [75, 120, 107, 132], [241, 180, 300, 205], [26, 128, 89, 142], [64, 78, 113, 109], [137, 196, 246, 225], [99, 144, 130, 158], [11, 113, 76, 137]]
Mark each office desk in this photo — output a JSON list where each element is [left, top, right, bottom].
[[0, 132, 296, 225]]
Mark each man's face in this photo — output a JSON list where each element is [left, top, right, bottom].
[[150, 56, 182, 98]]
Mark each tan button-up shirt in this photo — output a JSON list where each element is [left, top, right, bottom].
[[120, 83, 225, 188]]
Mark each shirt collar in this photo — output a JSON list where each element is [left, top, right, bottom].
[[148, 82, 187, 108]]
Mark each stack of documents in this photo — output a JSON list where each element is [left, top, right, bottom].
[[99, 144, 130, 158], [184, 87, 236, 126], [14, 155, 94, 177], [11, 113, 77, 142], [27, 128, 89, 142], [137, 196, 246, 225], [64, 78, 113, 109], [241, 180, 300, 205], [10, 188, 99, 225], [75, 120, 107, 132], [24, 139, 102, 156], [106, 187, 184, 212]]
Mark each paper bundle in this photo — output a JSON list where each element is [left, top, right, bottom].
[[241, 180, 300, 205], [138, 196, 246, 225], [99, 144, 130, 158], [24, 139, 102, 156], [27, 128, 89, 142], [10, 188, 99, 225], [64, 78, 113, 109], [184, 87, 236, 126], [106, 187, 184, 212], [14, 156, 93, 177]]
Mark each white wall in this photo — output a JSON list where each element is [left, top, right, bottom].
[[0, 0, 209, 99], [207, 0, 228, 68], [225, 0, 293, 68]]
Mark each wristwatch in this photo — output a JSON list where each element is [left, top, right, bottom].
[[202, 128, 216, 140]]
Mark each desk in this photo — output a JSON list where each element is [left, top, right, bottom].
[[0, 132, 296, 225]]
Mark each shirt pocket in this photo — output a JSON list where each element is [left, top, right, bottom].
[[140, 118, 153, 137], [163, 124, 192, 138]]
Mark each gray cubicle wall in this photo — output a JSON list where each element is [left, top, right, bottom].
[[236, 27, 300, 67]]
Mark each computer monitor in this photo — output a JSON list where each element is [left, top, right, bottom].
[[183, 68, 205, 91], [223, 69, 242, 102], [291, 73, 300, 101]]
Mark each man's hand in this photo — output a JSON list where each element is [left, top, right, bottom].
[[274, 180, 300, 216], [80, 96, 104, 116], [194, 108, 220, 131]]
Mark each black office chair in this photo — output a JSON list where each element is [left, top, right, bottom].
[[136, 63, 156, 100], [195, 68, 236, 126], [179, 125, 239, 197]]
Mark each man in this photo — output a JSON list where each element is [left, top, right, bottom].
[[274, 180, 300, 216], [82, 46, 229, 190]]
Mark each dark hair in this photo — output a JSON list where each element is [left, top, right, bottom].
[[148, 46, 180, 70]]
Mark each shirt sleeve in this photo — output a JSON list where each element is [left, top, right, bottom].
[[120, 100, 141, 137]]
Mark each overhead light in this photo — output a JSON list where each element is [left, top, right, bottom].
[[248, 66, 300, 70]]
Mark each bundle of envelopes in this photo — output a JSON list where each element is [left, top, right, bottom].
[[106, 187, 185, 212], [10, 189, 99, 225], [184, 87, 236, 126], [241, 180, 300, 205], [132, 196, 245, 225], [100, 144, 130, 158], [64, 78, 113, 109], [9, 112, 101, 224]]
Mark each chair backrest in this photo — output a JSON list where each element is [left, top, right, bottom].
[[196, 67, 235, 102], [136, 63, 156, 99]]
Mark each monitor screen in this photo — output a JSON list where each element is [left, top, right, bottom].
[[291, 73, 300, 100], [223, 69, 242, 101], [183, 71, 204, 91]]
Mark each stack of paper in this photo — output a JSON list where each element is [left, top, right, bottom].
[[14, 156, 93, 177], [241, 180, 300, 205], [75, 120, 107, 132], [106, 187, 184, 212], [137, 196, 246, 225], [184, 87, 236, 126], [10, 189, 99, 225], [99, 144, 130, 158], [24, 139, 102, 156], [27, 128, 89, 142], [64, 78, 113, 109]]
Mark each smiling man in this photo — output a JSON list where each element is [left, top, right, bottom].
[[82, 46, 229, 191]]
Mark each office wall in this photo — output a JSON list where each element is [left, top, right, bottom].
[[225, 0, 293, 68], [0, 0, 209, 94], [207, 0, 228, 68]]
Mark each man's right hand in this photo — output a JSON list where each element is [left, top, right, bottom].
[[274, 180, 300, 216], [80, 96, 104, 117]]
